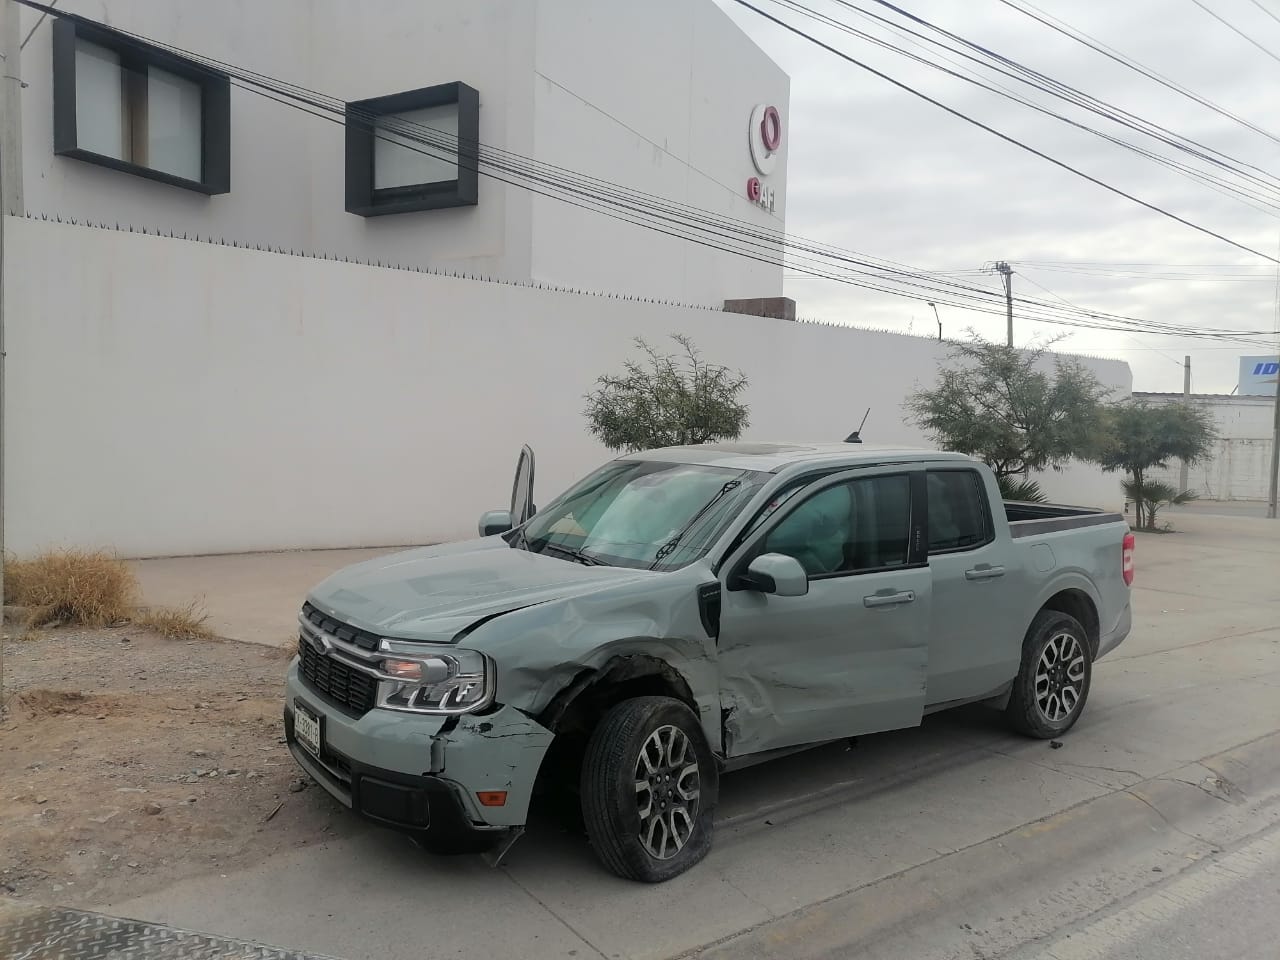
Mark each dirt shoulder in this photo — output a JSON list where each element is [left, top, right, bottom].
[[0, 627, 359, 906]]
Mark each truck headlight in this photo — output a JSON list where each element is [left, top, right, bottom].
[[374, 647, 494, 715]]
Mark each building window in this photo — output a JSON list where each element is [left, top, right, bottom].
[[52, 17, 231, 195], [345, 82, 479, 217]]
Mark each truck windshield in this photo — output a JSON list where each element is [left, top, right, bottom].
[[519, 460, 768, 570]]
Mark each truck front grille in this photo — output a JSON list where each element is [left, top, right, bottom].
[[301, 602, 382, 651], [298, 637, 378, 716]]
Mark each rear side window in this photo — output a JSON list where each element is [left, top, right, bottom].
[[927, 470, 990, 552]]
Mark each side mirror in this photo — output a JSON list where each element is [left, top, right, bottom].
[[742, 553, 809, 597], [479, 510, 513, 538]]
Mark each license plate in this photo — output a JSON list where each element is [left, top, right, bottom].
[[294, 702, 322, 758]]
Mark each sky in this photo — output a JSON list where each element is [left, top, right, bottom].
[[714, 0, 1280, 393]]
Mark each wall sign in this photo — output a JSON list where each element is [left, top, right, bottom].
[[1238, 355, 1280, 396], [747, 104, 782, 212]]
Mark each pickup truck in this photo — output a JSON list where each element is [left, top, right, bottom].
[[284, 442, 1134, 882]]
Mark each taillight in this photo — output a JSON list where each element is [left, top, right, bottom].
[[1122, 532, 1135, 586]]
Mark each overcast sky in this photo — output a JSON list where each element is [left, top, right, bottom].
[[715, 0, 1280, 393]]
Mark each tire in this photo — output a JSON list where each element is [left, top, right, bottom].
[[1006, 610, 1093, 739], [580, 696, 718, 882]]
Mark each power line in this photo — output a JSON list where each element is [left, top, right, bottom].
[[1189, 0, 1280, 65], [731, 0, 1280, 265], [1247, 0, 1280, 28], [1016, 267, 1187, 366], [996, 0, 1280, 148], [766, 0, 1280, 217], [839, 0, 1280, 202]]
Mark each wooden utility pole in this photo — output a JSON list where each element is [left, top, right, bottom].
[[995, 261, 1014, 346], [1179, 355, 1191, 494]]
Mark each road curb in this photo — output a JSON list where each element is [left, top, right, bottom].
[[690, 731, 1280, 960]]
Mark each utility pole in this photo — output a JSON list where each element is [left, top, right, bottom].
[[0, 0, 21, 710], [994, 261, 1014, 346], [1268, 358, 1278, 519], [1179, 355, 1191, 494], [927, 301, 942, 341]]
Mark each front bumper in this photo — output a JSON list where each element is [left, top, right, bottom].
[[284, 659, 554, 839]]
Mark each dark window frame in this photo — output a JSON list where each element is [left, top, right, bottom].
[[925, 468, 996, 555], [728, 470, 927, 587], [51, 16, 231, 195], [345, 82, 480, 217]]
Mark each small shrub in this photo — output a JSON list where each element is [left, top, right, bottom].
[[1122, 478, 1198, 531], [7, 550, 138, 627], [584, 334, 750, 451], [132, 600, 217, 641]]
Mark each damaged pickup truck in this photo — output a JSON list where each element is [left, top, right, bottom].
[[284, 442, 1134, 881]]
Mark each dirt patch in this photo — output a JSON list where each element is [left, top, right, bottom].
[[0, 627, 360, 907]]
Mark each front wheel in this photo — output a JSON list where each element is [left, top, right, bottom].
[[580, 696, 718, 882], [1006, 610, 1093, 739]]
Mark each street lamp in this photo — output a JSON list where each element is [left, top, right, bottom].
[[927, 301, 942, 341]]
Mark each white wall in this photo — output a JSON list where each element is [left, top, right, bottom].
[[531, 0, 789, 304], [18, 0, 539, 282], [16, 0, 785, 304], [1138, 394, 1275, 501], [4, 218, 1130, 558]]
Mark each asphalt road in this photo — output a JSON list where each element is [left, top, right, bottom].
[[94, 513, 1280, 960]]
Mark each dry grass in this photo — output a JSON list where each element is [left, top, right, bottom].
[[6, 550, 138, 627], [132, 599, 218, 641], [5, 550, 216, 640]]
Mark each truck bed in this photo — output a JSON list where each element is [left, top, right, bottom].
[[1003, 501, 1128, 538]]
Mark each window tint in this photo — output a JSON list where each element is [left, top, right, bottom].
[[763, 475, 911, 576], [927, 471, 989, 551]]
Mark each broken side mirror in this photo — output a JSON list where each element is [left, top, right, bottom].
[[742, 553, 809, 597], [479, 510, 513, 537]]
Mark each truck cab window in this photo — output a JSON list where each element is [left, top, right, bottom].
[[763, 474, 911, 576], [927, 470, 989, 552]]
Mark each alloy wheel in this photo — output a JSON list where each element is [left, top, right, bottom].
[[1035, 631, 1086, 723], [633, 725, 701, 860]]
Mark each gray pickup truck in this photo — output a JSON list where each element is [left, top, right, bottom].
[[284, 442, 1134, 881]]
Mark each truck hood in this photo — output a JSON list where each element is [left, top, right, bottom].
[[306, 538, 657, 642]]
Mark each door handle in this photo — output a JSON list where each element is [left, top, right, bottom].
[[965, 565, 1006, 581], [864, 590, 915, 608]]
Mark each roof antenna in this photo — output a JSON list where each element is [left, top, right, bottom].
[[844, 408, 871, 444]]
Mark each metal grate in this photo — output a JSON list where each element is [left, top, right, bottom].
[[0, 900, 344, 960], [298, 636, 378, 716]]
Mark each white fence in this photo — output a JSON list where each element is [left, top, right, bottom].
[[4, 218, 1132, 557]]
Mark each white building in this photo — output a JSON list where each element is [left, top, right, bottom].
[[1136, 392, 1275, 501], [13, 0, 790, 306]]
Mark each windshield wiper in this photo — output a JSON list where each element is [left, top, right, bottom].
[[537, 541, 607, 566], [651, 479, 742, 569]]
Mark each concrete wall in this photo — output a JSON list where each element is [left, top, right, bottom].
[[15, 0, 785, 304], [1137, 394, 1275, 501], [531, 0, 789, 303], [18, 0, 539, 281], [4, 218, 1130, 557]]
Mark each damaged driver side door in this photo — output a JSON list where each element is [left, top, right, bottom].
[[715, 467, 931, 758]]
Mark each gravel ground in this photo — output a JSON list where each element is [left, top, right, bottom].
[[0, 626, 364, 906]]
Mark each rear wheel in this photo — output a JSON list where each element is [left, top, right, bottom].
[[1006, 610, 1092, 739], [580, 696, 717, 882]]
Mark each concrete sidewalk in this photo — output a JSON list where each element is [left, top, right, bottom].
[[130, 547, 412, 647]]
